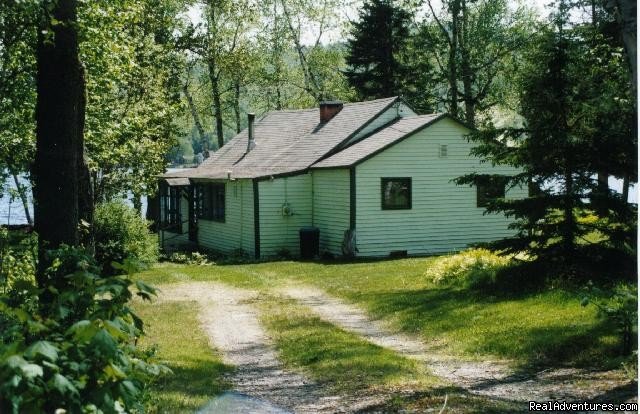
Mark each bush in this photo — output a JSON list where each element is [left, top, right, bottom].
[[94, 202, 158, 275], [0, 228, 36, 294], [582, 282, 638, 356], [425, 248, 511, 289], [168, 251, 210, 265], [0, 246, 167, 413]]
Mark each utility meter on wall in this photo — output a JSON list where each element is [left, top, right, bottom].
[[281, 202, 293, 216]]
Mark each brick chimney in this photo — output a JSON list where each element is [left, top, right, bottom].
[[319, 101, 343, 123]]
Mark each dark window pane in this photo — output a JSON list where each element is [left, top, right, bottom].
[[381, 178, 412, 210], [476, 176, 506, 207]]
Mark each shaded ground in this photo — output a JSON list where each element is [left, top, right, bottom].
[[280, 286, 636, 404]]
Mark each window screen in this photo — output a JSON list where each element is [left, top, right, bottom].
[[196, 183, 225, 222], [161, 186, 182, 232]]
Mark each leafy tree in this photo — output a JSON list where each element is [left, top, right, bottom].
[[0, 1, 38, 224], [345, 0, 413, 101], [423, 0, 533, 125], [603, 0, 636, 93], [455, 1, 636, 276], [279, 0, 351, 103], [80, 0, 186, 211]]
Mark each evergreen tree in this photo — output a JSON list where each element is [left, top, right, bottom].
[[455, 1, 636, 276], [345, 0, 413, 101]]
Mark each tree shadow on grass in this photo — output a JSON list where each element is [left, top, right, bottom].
[[147, 356, 233, 413], [355, 287, 622, 368], [357, 380, 638, 413], [356, 385, 523, 413], [268, 314, 430, 393]]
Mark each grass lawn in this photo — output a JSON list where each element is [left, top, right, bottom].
[[133, 300, 233, 413], [137, 258, 622, 370]]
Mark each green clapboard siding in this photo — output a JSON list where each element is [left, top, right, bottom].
[[312, 169, 350, 256], [258, 174, 312, 257], [355, 117, 526, 257], [198, 179, 254, 255]]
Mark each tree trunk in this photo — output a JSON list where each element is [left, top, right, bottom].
[[448, 0, 460, 117], [183, 83, 207, 152], [209, 67, 225, 149], [146, 190, 160, 232], [33, 0, 85, 282], [275, 85, 283, 110], [608, 0, 637, 93], [592, 171, 609, 215], [132, 193, 142, 214], [622, 173, 630, 203], [77, 66, 93, 252], [11, 173, 32, 226], [563, 168, 575, 254], [234, 81, 241, 133], [458, 0, 475, 126], [205, 0, 224, 150]]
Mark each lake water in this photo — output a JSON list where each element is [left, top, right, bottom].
[[0, 174, 148, 225]]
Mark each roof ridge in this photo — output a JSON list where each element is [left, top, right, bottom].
[[343, 96, 397, 106]]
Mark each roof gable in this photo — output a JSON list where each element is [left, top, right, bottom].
[[311, 114, 470, 169]]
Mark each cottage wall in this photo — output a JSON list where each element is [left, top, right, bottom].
[[311, 169, 350, 256], [258, 173, 312, 257], [198, 179, 254, 255], [354, 117, 526, 256]]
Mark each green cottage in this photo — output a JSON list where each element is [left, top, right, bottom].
[[159, 97, 525, 258]]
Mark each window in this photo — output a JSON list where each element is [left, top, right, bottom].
[[439, 144, 448, 158], [381, 178, 412, 210], [476, 175, 507, 207], [196, 183, 225, 222], [161, 186, 182, 232]]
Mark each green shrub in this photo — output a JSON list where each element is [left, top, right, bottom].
[[0, 227, 36, 294], [425, 248, 511, 289], [94, 202, 158, 275], [582, 282, 638, 355], [0, 246, 167, 413], [168, 251, 210, 265]]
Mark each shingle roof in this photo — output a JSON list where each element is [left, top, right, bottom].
[[311, 114, 446, 169], [164, 97, 399, 180]]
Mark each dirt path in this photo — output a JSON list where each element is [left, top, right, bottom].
[[156, 282, 385, 413], [280, 285, 637, 405]]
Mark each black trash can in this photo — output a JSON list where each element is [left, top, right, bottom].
[[299, 227, 320, 259]]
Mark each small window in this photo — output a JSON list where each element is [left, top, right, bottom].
[[196, 183, 225, 222], [381, 178, 412, 210], [439, 144, 448, 158], [476, 176, 507, 207]]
